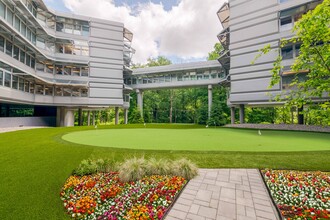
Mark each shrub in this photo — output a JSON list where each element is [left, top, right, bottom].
[[146, 158, 171, 176], [73, 159, 98, 176], [171, 158, 198, 180], [118, 157, 147, 182]]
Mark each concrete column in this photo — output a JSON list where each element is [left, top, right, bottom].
[[239, 104, 245, 124], [230, 107, 235, 124], [87, 111, 91, 126], [115, 107, 119, 125], [208, 85, 212, 119], [124, 109, 128, 124], [56, 107, 64, 127], [298, 106, 304, 125], [92, 111, 96, 126], [64, 109, 75, 127], [78, 108, 83, 126], [136, 89, 143, 116]]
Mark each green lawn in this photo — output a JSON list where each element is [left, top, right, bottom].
[[0, 124, 329, 219], [63, 128, 330, 152]]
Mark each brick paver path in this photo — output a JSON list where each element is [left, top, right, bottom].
[[166, 169, 280, 220]]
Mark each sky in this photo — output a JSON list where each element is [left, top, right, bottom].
[[44, 0, 225, 64]]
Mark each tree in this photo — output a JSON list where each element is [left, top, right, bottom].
[[128, 108, 144, 124], [207, 43, 223, 61], [254, 0, 330, 113]]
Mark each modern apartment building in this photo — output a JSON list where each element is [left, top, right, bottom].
[[0, 0, 134, 127], [217, 0, 323, 124]]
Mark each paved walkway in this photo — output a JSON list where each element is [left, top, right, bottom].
[[166, 169, 280, 220], [0, 126, 46, 133]]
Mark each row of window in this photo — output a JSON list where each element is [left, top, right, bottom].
[[0, 69, 88, 97], [36, 62, 89, 77], [0, 1, 89, 57], [281, 44, 300, 60], [0, 35, 36, 69], [22, 0, 90, 37], [125, 70, 226, 85]]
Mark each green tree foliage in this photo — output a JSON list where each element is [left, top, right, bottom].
[[253, 0, 330, 125], [128, 108, 144, 124], [207, 43, 223, 61]]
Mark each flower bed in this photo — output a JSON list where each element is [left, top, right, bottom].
[[60, 172, 187, 219], [262, 170, 330, 220]]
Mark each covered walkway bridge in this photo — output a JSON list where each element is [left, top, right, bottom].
[[124, 60, 228, 118]]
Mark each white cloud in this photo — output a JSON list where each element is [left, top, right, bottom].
[[63, 0, 225, 63]]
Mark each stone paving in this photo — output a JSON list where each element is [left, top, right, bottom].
[[166, 169, 280, 220], [0, 126, 46, 133]]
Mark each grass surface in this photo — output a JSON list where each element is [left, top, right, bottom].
[[62, 128, 330, 152], [0, 124, 329, 219]]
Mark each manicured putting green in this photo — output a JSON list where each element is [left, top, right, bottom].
[[62, 128, 330, 152]]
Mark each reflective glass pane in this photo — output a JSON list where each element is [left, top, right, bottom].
[[20, 51, 25, 63], [5, 40, 12, 56], [0, 36, 4, 52], [12, 75, 18, 89], [13, 46, 19, 60], [6, 8, 13, 25], [14, 16, 20, 31], [4, 72, 11, 87], [0, 1, 5, 18], [0, 70, 3, 86]]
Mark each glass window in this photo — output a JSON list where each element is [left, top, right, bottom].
[[0, 1, 5, 18], [29, 83, 34, 93], [281, 46, 293, 59], [73, 25, 81, 35], [5, 40, 12, 56], [295, 44, 301, 57], [35, 84, 44, 95], [31, 33, 36, 45], [81, 67, 88, 76], [46, 64, 54, 74], [26, 28, 32, 41], [20, 23, 26, 37], [45, 42, 55, 52], [18, 78, 24, 91], [72, 67, 80, 76], [36, 62, 44, 71], [55, 43, 64, 53], [63, 87, 71, 96], [31, 58, 35, 69], [280, 17, 292, 31], [13, 46, 19, 60], [36, 37, 45, 49], [64, 23, 73, 34], [82, 25, 89, 36], [0, 36, 4, 52], [12, 75, 18, 89], [81, 46, 89, 56], [72, 88, 80, 97], [64, 66, 71, 75], [26, 54, 31, 66], [6, 8, 13, 25], [14, 16, 20, 31], [4, 72, 11, 87], [45, 86, 53, 96], [56, 22, 64, 32], [64, 45, 73, 54], [55, 65, 63, 75], [55, 86, 62, 96], [0, 70, 3, 86], [24, 81, 29, 92], [20, 50, 25, 63], [81, 89, 88, 97]]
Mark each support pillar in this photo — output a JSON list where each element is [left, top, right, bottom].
[[115, 107, 119, 125], [64, 109, 75, 127], [230, 107, 235, 124], [78, 108, 83, 126], [56, 107, 64, 127], [136, 89, 143, 116], [124, 109, 128, 124], [298, 106, 304, 125], [87, 111, 91, 126], [92, 111, 96, 126], [239, 104, 245, 124], [208, 85, 212, 119]]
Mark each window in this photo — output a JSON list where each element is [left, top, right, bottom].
[[31, 58, 35, 69], [82, 25, 89, 36], [0, 70, 3, 86], [36, 37, 45, 49], [56, 22, 64, 32], [13, 46, 19, 60], [20, 23, 26, 37], [281, 46, 293, 59], [14, 16, 20, 31], [12, 75, 18, 89], [63, 88, 71, 96], [31, 33, 36, 45], [64, 23, 73, 34], [0, 36, 4, 52], [26, 54, 31, 66], [45, 86, 53, 96], [6, 8, 13, 25], [46, 64, 54, 74], [26, 28, 32, 41], [36, 62, 44, 71], [0, 1, 5, 18], [72, 67, 80, 76], [55, 65, 63, 75], [64, 66, 72, 75], [81, 67, 88, 76], [295, 44, 301, 57], [18, 78, 24, 91], [4, 72, 11, 87], [64, 45, 73, 54], [73, 25, 81, 35], [20, 50, 25, 63], [81, 89, 88, 97], [280, 16, 292, 31], [5, 40, 12, 56], [55, 86, 63, 96], [24, 81, 29, 92]]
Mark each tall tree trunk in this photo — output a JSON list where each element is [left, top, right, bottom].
[[169, 90, 173, 123]]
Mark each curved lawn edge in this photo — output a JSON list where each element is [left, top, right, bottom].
[[61, 127, 330, 152]]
